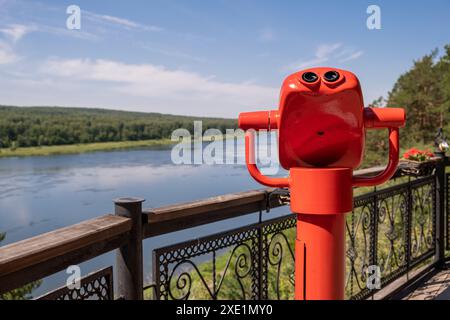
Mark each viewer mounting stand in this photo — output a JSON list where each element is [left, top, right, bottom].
[[238, 67, 406, 300]]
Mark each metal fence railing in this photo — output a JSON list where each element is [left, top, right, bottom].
[[447, 173, 450, 251], [347, 175, 436, 299]]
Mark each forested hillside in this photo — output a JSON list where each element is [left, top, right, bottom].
[[362, 45, 450, 166], [0, 106, 237, 148], [0, 45, 449, 162]]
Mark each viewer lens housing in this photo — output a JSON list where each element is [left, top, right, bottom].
[[323, 71, 340, 82], [302, 72, 319, 83]]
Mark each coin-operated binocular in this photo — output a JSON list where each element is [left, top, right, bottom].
[[239, 68, 405, 300]]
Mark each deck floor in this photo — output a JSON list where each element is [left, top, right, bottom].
[[403, 265, 450, 300]]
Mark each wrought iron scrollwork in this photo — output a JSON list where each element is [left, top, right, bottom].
[[265, 231, 295, 300], [410, 179, 435, 263], [151, 173, 437, 301], [447, 173, 450, 251], [347, 176, 436, 300], [153, 213, 296, 300], [377, 189, 408, 284], [346, 199, 373, 298]]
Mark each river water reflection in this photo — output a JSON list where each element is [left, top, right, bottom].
[[0, 138, 289, 296]]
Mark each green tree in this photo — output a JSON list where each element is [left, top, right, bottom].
[[387, 49, 446, 143], [0, 106, 237, 149], [435, 45, 450, 129]]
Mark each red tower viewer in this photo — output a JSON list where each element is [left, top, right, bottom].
[[238, 68, 405, 300]]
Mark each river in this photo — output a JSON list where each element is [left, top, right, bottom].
[[0, 138, 289, 297]]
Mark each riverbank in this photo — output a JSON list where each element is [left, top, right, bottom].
[[0, 139, 175, 158], [0, 134, 235, 158]]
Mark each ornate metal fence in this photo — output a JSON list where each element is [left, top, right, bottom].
[[37, 267, 113, 300], [447, 173, 450, 251], [150, 175, 437, 300], [152, 213, 296, 300], [347, 175, 436, 299]]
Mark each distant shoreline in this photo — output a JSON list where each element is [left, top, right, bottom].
[[0, 134, 234, 158], [0, 139, 176, 158]]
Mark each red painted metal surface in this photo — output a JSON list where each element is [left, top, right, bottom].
[[278, 68, 365, 169], [289, 167, 353, 215], [353, 127, 400, 187], [295, 213, 346, 300], [245, 131, 289, 188], [238, 67, 406, 300]]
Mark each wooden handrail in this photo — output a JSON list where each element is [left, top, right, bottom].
[[0, 215, 131, 294], [142, 188, 284, 237]]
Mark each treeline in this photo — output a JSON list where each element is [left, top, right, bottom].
[[0, 106, 237, 148], [388, 45, 450, 143], [1, 45, 449, 155], [363, 45, 450, 166]]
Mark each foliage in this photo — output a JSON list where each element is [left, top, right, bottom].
[[0, 106, 237, 148], [387, 45, 450, 144], [363, 45, 450, 166], [0, 282, 42, 300]]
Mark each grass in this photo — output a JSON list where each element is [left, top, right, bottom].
[[0, 133, 236, 158], [0, 139, 175, 158]]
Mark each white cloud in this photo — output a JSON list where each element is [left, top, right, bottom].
[[0, 22, 98, 43], [0, 41, 18, 64], [38, 25, 99, 41], [285, 43, 341, 70], [84, 11, 162, 32], [0, 57, 277, 117], [0, 24, 34, 65], [0, 24, 35, 42], [284, 43, 363, 71], [0, 22, 97, 71], [289, 57, 327, 70], [138, 42, 207, 63], [43, 58, 275, 99], [316, 43, 342, 58], [339, 50, 364, 62], [99, 15, 139, 28]]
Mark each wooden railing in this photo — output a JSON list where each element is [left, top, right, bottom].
[[0, 187, 286, 299], [0, 215, 131, 294], [0, 159, 448, 300]]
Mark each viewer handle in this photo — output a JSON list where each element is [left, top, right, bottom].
[[245, 131, 289, 188], [353, 107, 405, 187]]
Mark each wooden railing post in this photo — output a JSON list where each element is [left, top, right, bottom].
[[434, 159, 446, 267], [114, 197, 144, 300]]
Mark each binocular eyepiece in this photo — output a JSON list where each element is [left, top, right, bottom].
[[301, 70, 340, 83], [302, 72, 319, 83], [323, 70, 340, 82]]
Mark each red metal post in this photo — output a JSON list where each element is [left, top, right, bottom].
[[291, 167, 352, 299], [239, 67, 405, 300], [295, 213, 346, 300]]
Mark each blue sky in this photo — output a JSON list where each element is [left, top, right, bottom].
[[0, 0, 449, 117]]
